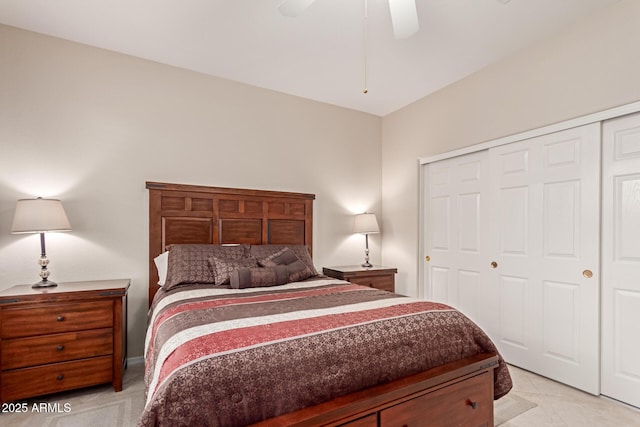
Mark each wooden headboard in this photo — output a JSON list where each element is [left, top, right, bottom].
[[146, 181, 315, 303]]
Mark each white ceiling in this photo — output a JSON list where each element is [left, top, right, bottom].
[[0, 0, 620, 116]]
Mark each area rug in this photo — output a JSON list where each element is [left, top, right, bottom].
[[494, 392, 538, 426]]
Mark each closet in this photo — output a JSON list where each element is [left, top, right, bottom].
[[421, 110, 640, 408]]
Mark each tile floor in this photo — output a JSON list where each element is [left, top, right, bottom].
[[504, 365, 640, 426]]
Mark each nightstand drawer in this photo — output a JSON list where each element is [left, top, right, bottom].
[[351, 275, 394, 292], [1, 328, 113, 370], [1, 356, 113, 403], [1, 300, 113, 338]]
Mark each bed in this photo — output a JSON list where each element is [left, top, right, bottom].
[[140, 182, 512, 427]]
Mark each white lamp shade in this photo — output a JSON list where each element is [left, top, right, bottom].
[[353, 213, 380, 234], [11, 198, 72, 234]]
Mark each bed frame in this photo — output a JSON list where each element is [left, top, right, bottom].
[[146, 181, 499, 427]]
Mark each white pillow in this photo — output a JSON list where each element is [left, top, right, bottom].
[[154, 251, 169, 286]]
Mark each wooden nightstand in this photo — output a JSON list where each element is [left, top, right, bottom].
[[0, 279, 129, 403], [323, 266, 397, 293]]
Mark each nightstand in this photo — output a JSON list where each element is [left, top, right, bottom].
[[0, 279, 129, 403], [323, 265, 397, 293]]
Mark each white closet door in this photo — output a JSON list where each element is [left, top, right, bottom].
[[602, 113, 640, 408], [424, 151, 491, 327], [488, 123, 601, 394]]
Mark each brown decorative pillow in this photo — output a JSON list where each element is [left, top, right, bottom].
[[209, 256, 258, 286], [230, 265, 289, 289], [286, 260, 314, 282], [250, 245, 318, 277], [258, 247, 300, 267], [257, 247, 315, 282], [164, 244, 250, 290]]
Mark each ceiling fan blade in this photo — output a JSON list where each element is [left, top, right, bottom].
[[278, 0, 317, 17], [388, 0, 419, 39]]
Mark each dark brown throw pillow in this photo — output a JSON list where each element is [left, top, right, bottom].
[[209, 256, 258, 286], [250, 245, 318, 277], [286, 260, 313, 282], [164, 244, 250, 290], [258, 247, 299, 267], [257, 246, 315, 282], [230, 265, 290, 289]]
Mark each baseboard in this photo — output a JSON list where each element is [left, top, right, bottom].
[[127, 356, 144, 366]]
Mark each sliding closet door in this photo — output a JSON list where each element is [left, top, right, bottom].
[[602, 113, 640, 408], [488, 123, 601, 394], [423, 150, 491, 326]]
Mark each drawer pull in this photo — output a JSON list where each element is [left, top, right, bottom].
[[467, 399, 478, 409], [57, 316, 65, 322], [56, 374, 64, 381], [56, 345, 65, 351]]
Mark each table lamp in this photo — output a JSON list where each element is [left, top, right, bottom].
[[11, 197, 72, 288], [353, 213, 379, 268]]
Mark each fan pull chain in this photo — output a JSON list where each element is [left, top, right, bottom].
[[363, 0, 368, 94]]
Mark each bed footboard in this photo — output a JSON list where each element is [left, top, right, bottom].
[[253, 353, 499, 427]]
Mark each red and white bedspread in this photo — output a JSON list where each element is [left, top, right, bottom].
[[139, 278, 512, 426]]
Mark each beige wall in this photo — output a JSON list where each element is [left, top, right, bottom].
[[381, 0, 640, 296], [0, 25, 382, 360]]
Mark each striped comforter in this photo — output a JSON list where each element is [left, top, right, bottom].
[[138, 278, 512, 426]]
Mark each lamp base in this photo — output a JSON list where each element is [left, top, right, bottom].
[[32, 280, 57, 289], [361, 261, 373, 268]]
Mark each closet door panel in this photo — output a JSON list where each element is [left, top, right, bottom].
[[615, 175, 640, 259], [498, 274, 530, 350], [612, 291, 640, 379], [489, 123, 600, 394], [424, 151, 490, 328], [458, 270, 480, 322], [498, 186, 529, 256], [430, 196, 450, 251], [458, 193, 481, 252], [431, 267, 450, 303], [543, 181, 580, 258], [542, 280, 580, 364], [491, 142, 542, 372], [602, 113, 640, 408]]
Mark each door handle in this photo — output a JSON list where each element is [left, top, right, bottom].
[[425, 256, 430, 262], [583, 269, 593, 278], [490, 261, 498, 269]]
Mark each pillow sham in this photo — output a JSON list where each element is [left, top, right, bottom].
[[230, 265, 289, 289], [250, 245, 318, 277], [164, 244, 250, 290], [209, 256, 258, 286]]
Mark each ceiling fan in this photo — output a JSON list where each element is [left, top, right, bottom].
[[278, 0, 420, 39]]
